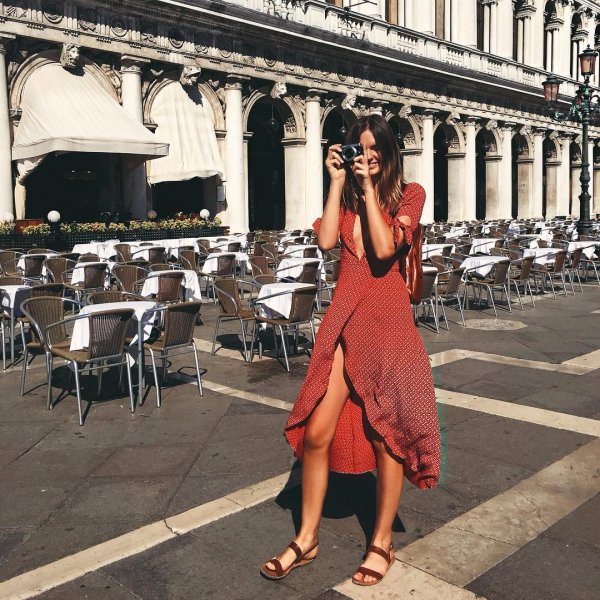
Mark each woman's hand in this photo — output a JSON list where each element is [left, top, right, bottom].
[[352, 154, 374, 195], [325, 144, 346, 183]]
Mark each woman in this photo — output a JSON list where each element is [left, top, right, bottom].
[[260, 114, 441, 586]]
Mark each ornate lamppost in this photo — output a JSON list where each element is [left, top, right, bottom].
[[542, 46, 599, 236]]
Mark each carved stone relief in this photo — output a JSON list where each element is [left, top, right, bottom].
[[78, 7, 97, 32], [110, 15, 129, 38], [169, 29, 185, 49], [5, 1, 28, 19], [42, 1, 63, 24], [140, 21, 158, 45], [194, 32, 211, 54]]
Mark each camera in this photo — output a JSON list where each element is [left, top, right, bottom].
[[338, 143, 364, 163]]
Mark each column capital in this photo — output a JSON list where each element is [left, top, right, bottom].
[[305, 88, 327, 102], [120, 55, 150, 75], [421, 108, 438, 121], [464, 116, 480, 127], [369, 100, 387, 115], [225, 74, 249, 90], [533, 126, 548, 137], [0, 33, 15, 54], [500, 121, 518, 132]]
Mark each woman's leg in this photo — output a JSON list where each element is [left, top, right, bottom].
[[353, 439, 404, 584], [265, 344, 349, 571]]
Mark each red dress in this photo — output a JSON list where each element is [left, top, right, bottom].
[[284, 183, 441, 489]]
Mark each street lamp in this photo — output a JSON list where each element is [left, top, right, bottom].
[[542, 46, 599, 236]]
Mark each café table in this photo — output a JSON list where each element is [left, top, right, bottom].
[[256, 282, 315, 319], [460, 255, 508, 278], [70, 300, 158, 402], [203, 251, 251, 275], [469, 238, 504, 255], [523, 247, 562, 266], [1, 284, 31, 368], [276, 257, 324, 281], [72, 241, 120, 260], [140, 269, 202, 301], [422, 244, 454, 260], [70, 261, 113, 287], [567, 241, 597, 259], [281, 244, 321, 258]]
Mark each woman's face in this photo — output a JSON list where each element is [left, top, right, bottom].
[[359, 129, 381, 178]]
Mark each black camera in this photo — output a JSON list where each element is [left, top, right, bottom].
[[338, 143, 364, 163]]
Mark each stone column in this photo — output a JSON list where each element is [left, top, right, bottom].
[[516, 18, 524, 63], [404, 0, 414, 29], [485, 155, 502, 219], [120, 56, 150, 220], [571, 160, 581, 219], [450, 0, 460, 43], [243, 132, 252, 230], [224, 76, 248, 232], [420, 111, 435, 224], [531, 128, 546, 219], [517, 156, 534, 219], [556, 135, 571, 218], [495, 0, 513, 59], [456, 0, 477, 47], [498, 123, 514, 218], [446, 153, 465, 222], [463, 117, 478, 221], [530, 7, 545, 69], [483, 3, 491, 53], [282, 138, 306, 230], [414, 0, 435, 36], [305, 90, 324, 229], [0, 34, 15, 217], [557, 4, 572, 78]]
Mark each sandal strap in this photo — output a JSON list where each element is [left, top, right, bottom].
[[355, 566, 383, 581], [288, 541, 303, 561], [269, 558, 283, 577], [366, 544, 393, 564]]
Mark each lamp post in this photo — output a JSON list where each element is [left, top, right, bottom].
[[542, 46, 599, 236], [47, 210, 61, 249]]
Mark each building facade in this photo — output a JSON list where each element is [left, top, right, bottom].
[[0, 0, 599, 230]]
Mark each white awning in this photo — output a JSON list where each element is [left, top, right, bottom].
[[146, 81, 224, 185], [12, 63, 169, 164]]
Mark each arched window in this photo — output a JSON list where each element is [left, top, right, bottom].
[[544, 1, 557, 72]]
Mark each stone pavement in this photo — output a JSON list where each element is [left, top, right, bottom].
[[0, 282, 599, 599]]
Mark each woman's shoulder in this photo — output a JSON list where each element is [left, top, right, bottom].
[[402, 182, 426, 199]]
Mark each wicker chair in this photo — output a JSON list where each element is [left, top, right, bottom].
[[249, 256, 271, 277], [212, 278, 255, 362], [507, 256, 536, 309], [113, 264, 149, 294], [147, 247, 168, 265], [296, 260, 322, 285], [579, 246, 600, 284], [435, 267, 466, 329], [28, 248, 56, 254], [198, 253, 236, 300], [251, 285, 317, 372], [178, 249, 199, 272], [139, 271, 185, 304], [0, 250, 22, 275], [44, 257, 77, 283], [114, 243, 134, 262], [64, 263, 109, 302], [465, 259, 511, 316], [412, 270, 439, 332], [17, 254, 46, 281], [565, 248, 584, 293], [19, 296, 82, 400], [149, 263, 176, 272], [45, 308, 135, 424], [0, 275, 25, 286], [78, 253, 100, 263], [531, 250, 568, 299], [196, 239, 211, 254], [144, 301, 203, 407], [87, 290, 145, 304]]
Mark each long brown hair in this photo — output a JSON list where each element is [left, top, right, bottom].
[[342, 114, 405, 216]]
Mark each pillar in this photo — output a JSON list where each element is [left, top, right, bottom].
[[484, 3, 491, 53], [571, 161, 581, 218], [305, 90, 324, 228], [282, 138, 306, 230], [414, 0, 435, 36], [402, 152, 420, 186], [557, 4, 572, 78], [463, 118, 477, 221], [446, 153, 465, 222], [224, 75, 248, 232], [456, 0, 477, 47], [517, 18, 524, 63], [530, 7, 545, 69], [517, 158, 533, 219], [485, 156, 502, 218], [121, 56, 149, 220], [498, 123, 514, 218], [420, 111, 435, 223], [0, 34, 15, 217], [495, 0, 513, 59], [404, 0, 414, 29], [556, 135, 571, 217], [531, 128, 545, 218]]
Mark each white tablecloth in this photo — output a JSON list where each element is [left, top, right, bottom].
[[16, 252, 57, 272], [277, 258, 324, 281], [0, 285, 31, 316], [460, 256, 508, 277], [470, 238, 503, 255], [70, 262, 113, 286], [567, 241, 597, 258], [281, 244, 321, 258], [72, 241, 120, 260], [422, 244, 454, 259], [129, 244, 171, 261], [70, 301, 157, 353], [523, 248, 562, 265], [140, 270, 202, 301], [257, 282, 314, 319]]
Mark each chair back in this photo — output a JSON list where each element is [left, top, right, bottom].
[[179, 249, 197, 271], [301, 247, 318, 258], [214, 278, 242, 316], [252, 240, 266, 256], [537, 240, 549, 248], [0, 250, 20, 274], [288, 287, 317, 324], [196, 239, 211, 254], [516, 256, 534, 281], [443, 268, 465, 296], [253, 274, 278, 286], [214, 254, 236, 277], [59, 253, 80, 262], [147, 247, 167, 265], [297, 260, 321, 285], [0, 275, 25, 285], [44, 257, 75, 283], [430, 255, 447, 273], [22, 255, 45, 278], [226, 242, 241, 252], [82, 263, 109, 289], [156, 271, 184, 303], [78, 253, 100, 263], [325, 259, 340, 283], [491, 260, 510, 284], [262, 243, 278, 259], [149, 263, 173, 272], [113, 264, 148, 293], [87, 308, 134, 360], [161, 301, 202, 348], [250, 256, 270, 276], [28, 248, 55, 254], [21, 296, 72, 349], [114, 243, 133, 262], [570, 248, 583, 269], [87, 290, 144, 304], [550, 250, 567, 272], [30, 283, 65, 298], [417, 270, 436, 304]]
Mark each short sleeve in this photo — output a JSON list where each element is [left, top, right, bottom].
[[312, 217, 322, 234], [393, 182, 425, 247]]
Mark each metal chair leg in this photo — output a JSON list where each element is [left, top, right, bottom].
[[149, 348, 161, 407], [73, 363, 83, 426], [211, 317, 221, 355], [279, 325, 289, 372], [192, 341, 203, 396], [47, 354, 53, 410], [125, 359, 135, 413]]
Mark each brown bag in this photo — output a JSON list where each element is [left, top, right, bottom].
[[400, 223, 424, 304]]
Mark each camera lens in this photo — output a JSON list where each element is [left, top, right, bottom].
[[340, 146, 356, 162]]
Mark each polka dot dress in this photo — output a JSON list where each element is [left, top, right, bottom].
[[285, 183, 441, 489]]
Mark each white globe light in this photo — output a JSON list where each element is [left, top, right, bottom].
[[199, 209, 210, 219], [47, 210, 61, 223], [0, 211, 14, 222], [146, 209, 157, 220]]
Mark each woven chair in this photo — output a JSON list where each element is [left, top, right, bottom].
[[87, 290, 145, 304], [28, 248, 55, 254], [78, 253, 100, 263], [19, 296, 82, 400], [212, 278, 255, 362], [565, 248, 584, 293], [0, 250, 22, 275], [45, 308, 135, 425], [579, 246, 600, 284], [251, 285, 317, 372], [113, 264, 149, 294], [465, 259, 511, 316], [507, 256, 536, 309], [249, 256, 271, 277], [114, 243, 133, 262], [252, 240, 267, 256], [412, 270, 439, 332], [0, 275, 25, 286], [57, 253, 80, 262], [145, 271, 185, 304], [178, 249, 199, 272], [147, 247, 167, 265], [44, 257, 77, 283], [198, 253, 236, 300], [196, 239, 211, 254], [64, 263, 109, 302], [435, 267, 466, 330], [531, 250, 568, 299], [18, 254, 46, 281], [144, 301, 203, 407], [261, 243, 279, 263], [296, 260, 322, 285], [16, 283, 65, 349], [149, 263, 176, 272]]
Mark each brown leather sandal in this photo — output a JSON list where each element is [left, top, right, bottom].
[[260, 540, 319, 580], [351, 544, 395, 587]]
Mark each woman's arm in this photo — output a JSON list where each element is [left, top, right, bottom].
[[318, 145, 346, 251]]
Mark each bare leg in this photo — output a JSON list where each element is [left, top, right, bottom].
[[353, 439, 404, 584], [264, 344, 349, 573]]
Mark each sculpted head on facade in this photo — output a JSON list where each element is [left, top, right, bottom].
[[180, 65, 202, 88], [269, 81, 287, 99], [60, 43, 81, 69], [341, 94, 357, 110]]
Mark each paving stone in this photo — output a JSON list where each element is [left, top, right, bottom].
[[0, 527, 32, 566], [0, 421, 60, 450], [35, 571, 140, 600]]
